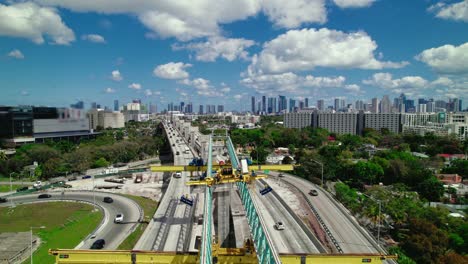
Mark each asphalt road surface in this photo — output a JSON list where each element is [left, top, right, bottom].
[[2, 191, 142, 250]]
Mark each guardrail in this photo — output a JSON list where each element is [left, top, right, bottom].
[[258, 179, 327, 253], [200, 136, 213, 264]]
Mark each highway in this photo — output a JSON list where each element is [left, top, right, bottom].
[[1, 191, 142, 250], [251, 180, 323, 254], [272, 172, 379, 254], [135, 123, 196, 251]]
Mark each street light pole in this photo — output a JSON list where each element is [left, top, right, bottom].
[[361, 193, 382, 251], [30, 226, 45, 264], [93, 175, 96, 210], [9, 172, 14, 193], [310, 159, 324, 187]]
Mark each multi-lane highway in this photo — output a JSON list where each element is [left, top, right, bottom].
[[269, 172, 379, 254], [2, 191, 142, 250], [252, 180, 324, 254], [135, 123, 198, 251]]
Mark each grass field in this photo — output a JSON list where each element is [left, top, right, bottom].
[[0, 184, 28, 192], [117, 194, 158, 250], [0, 202, 102, 264]]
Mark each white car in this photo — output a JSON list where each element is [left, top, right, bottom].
[[114, 214, 124, 223], [274, 221, 285, 230], [173, 172, 182, 178], [33, 181, 42, 189]]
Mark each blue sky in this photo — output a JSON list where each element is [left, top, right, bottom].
[[1, 0, 467, 111]]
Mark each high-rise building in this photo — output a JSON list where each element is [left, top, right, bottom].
[[273, 98, 277, 113], [132, 99, 142, 104], [278, 95, 287, 113], [289, 99, 296, 112], [113, 100, 119, 111], [180, 102, 185, 113], [299, 101, 305, 110], [217, 105, 224, 113], [371, 98, 379, 113], [262, 96, 266, 113], [355, 100, 364, 111], [267, 97, 274, 114], [251, 96, 256, 113], [380, 95, 391, 113], [305, 98, 309, 108], [427, 101, 435, 112], [340, 99, 346, 110], [417, 104, 427, 113], [91, 102, 98, 109], [71, 101, 84, 109], [334, 98, 340, 111], [149, 103, 157, 114], [199, 105, 204, 114], [317, 100, 324, 111], [405, 99, 415, 112]]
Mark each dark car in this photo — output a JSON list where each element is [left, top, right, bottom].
[[103, 197, 113, 203], [38, 194, 52, 199], [68, 176, 77, 181], [176, 151, 180, 155], [82, 175, 92, 179], [16, 186, 28, 192], [0, 197, 7, 203], [309, 189, 318, 196], [90, 239, 105, 249]]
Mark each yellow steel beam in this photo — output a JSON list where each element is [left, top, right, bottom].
[[248, 165, 294, 171], [49, 249, 397, 264], [150, 164, 295, 173]]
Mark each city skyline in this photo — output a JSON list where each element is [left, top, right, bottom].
[[1, 1, 467, 111]]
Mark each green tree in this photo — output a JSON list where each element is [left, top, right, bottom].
[[354, 161, 384, 185], [93, 157, 110, 168], [417, 176, 444, 202], [402, 218, 449, 264]]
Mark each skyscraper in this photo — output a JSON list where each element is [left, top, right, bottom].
[[289, 99, 296, 112], [317, 100, 324, 111], [199, 105, 204, 114], [113, 100, 119, 111], [262, 96, 266, 113], [180, 102, 185, 113], [305, 98, 309, 108], [380, 95, 391, 113], [217, 105, 224, 113], [371, 98, 379, 113], [334, 98, 340, 111], [278, 95, 287, 113], [273, 98, 277, 113], [251, 96, 256, 113], [91, 102, 97, 109], [299, 101, 304, 110], [149, 103, 157, 114], [267, 97, 274, 114], [71, 101, 84, 109]]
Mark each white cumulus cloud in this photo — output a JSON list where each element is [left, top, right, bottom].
[[7, 49, 24, 59], [128, 83, 142, 90], [0, 2, 75, 45], [29, 1, 330, 41], [261, 0, 327, 28], [104, 87, 115, 93], [153, 62, 192, 79], [241, 72, 347, 94], [110, 70, 123, 81], [82, 34, 106, 43], [173, 37, 255, 62], [333, 0, 376, 8], [363, 73, 429, 90], [429, 1, 468, 22], [416, 42, 468, 74], [246, 28, 408, 75]]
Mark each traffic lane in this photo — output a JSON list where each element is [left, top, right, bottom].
[[277, 174, 377, 253], [254, 181, 319, 254], [6, 191, 141, 250]]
